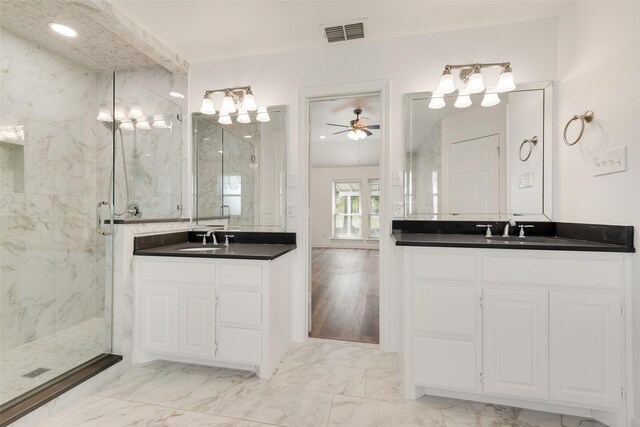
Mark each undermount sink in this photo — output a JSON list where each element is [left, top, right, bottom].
[[484, 236, 525, 241], [484, 236, 565, 243], [178, 245, 227, 252]]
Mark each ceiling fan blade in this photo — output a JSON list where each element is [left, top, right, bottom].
[[365, 124, 380, 129], [332, 129, 351, 135], [326, 123, 349, 128], [363, 129, 373, 137]]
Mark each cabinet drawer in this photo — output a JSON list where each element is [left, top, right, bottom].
[[218, 327, 261, 365], [411, 252, 476, 282], [219, 290, 262, 329], [219, 263, 262, 289], [413, 337, 477, 392], [412, 285, 477, 339], [139, 259, 215, 285]]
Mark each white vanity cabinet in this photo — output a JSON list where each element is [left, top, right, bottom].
[[401, 246, 631, 427], [134, 252, 294, 379]]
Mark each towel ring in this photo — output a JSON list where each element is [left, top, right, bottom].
[[519, 136, 538, 162], [563, 110, 594, 146]]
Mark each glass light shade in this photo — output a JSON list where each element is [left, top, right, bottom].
[[428, 96, 446, 109], [128, 104, 145, 120], [120, 121, 134, 131], [466, 72, 485, 94], [495, 71, 515, 93], [200, 97, 215, 115], [96, 108, 112, 122], [237, 109, 251, 124], [435, 74, 456, 94], [152, 115, 168, 128], [454, 92, 472, 108], [347, 130, 358, 140], [114, 105, 127, 121], [218, 113, 232, 125], [356, 129, 367, 140], [481, 92, 500, 107], [136, 120, 150, 130], [242, 93, 258, 111], [256, 107, 270, 122], [220, 95, 236, 114]]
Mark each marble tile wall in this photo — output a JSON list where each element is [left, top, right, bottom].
[[0, 29, 111, 352], [408, 121, 441, 215]]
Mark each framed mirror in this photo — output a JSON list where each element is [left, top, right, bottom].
[[404, 82, 552, 220], [193, 106, 287, 230]]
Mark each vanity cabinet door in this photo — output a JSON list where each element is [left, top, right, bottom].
[[549, 292, 622, 409], [140, 285, 178, 355], [177, 286, 216, 360], [482, 289, 549, 400]]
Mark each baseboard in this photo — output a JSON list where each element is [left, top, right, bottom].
[[630, 416, 640, 427]]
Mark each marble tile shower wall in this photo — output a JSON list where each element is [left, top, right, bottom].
[[408, 122, 441, 215], [0, 29, 112, 352]]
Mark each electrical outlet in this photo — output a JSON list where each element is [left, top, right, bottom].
[[393, 202, 404, 218], [594, 147, 627, 176], [286, 203, 295, 217]]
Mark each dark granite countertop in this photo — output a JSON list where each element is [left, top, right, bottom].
[[392, 221, 634, 253], [132, 231, 297, 260]]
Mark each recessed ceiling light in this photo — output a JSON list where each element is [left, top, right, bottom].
[[319, 135, 326, 139], [244, 135, 252, 138], [48, 23, 78, 38], [169, 91, 184, 99]]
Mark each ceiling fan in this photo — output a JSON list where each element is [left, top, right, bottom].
[[326, 108, 380, 140]]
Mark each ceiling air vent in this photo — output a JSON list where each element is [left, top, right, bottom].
[[321, 20, 366, 44]]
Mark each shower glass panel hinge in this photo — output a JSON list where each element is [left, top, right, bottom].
[[176, 114, 182, 122], [479, 296, 484, 308], [479, 372, 484, 384]]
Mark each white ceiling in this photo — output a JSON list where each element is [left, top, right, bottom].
[[310, 95, 380, 168], [110, 1, 570, 63]]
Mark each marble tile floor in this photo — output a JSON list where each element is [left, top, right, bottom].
[[38, 338, 607, 427], [1, 317, 105, 405]]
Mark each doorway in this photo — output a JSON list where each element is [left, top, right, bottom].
[[307, 95, 381, 344]]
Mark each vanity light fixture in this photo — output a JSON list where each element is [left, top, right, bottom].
[[128, 104, 145, 120], [96, 108, 112, 122], [481, 90, 500, 107], [199, 85, 268, 123], [114, 105, 127, 121], [48, 23, 78, 38], [152, 115, 168, 129], [429, 62, 515, 109], [120, 121, 135, 131], [136, 120, 151, 130]]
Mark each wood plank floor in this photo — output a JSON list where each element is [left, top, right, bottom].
[[309, 248, 379, 344]]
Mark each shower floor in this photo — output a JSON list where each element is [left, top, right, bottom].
[[0, 318, 106, 405]]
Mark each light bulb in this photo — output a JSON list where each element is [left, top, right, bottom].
[[481, 92, 500, 107], [220, 93, 236, 114], [256, 106, 270, 122], [466, 70, 485, 94], [96, 108, 112, 122], [114, 105, 127, 121], [428, 95, 446, 109], [242, 92, 258, 111], [200, 97, 215, 115], [218, 113, 232, 125], [128, 104, 145, 120], [120, 121, 134, 131], [347, 130, 358, 140], [495, 66, 515, 92], [454, 91, 472, 108], [237, 109, 251, 124], [136, 120, 150, 130], [356, 129, 367, 140], [152, 115, 168, 128], [435, 69, 456, 94]]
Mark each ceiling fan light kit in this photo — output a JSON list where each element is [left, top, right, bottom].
[[199, 85, 269, 124], [430, 62, 515, 109], [325, 108, 380, 140]]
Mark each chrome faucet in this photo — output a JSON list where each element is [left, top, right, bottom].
[[197, 230, 218, 245], [502, 219, 516, 237]]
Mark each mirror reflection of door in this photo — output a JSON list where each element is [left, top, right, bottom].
[[448, 134, 500, 214]]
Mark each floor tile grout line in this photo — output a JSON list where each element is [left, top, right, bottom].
[[325, 393, 336, 427]]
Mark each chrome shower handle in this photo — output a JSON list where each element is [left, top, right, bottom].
[[97, 200, 114, 236]]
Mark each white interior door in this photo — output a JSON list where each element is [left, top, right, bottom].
[[448, 134, 500, 214]]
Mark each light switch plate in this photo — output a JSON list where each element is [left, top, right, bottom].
[[594, 146, 627, 176], [393, 202, 404, 218], [393, 170, 404, 186], [286, 173, 296, 188]]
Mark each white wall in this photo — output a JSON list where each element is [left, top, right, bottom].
[[189, 18, 558, 346], [311, 166, 380, 249], [556, 2, 640, 423]]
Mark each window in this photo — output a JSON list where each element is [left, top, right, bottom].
[[368, 179, 380, 238], [333, 181, 361, 238]]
